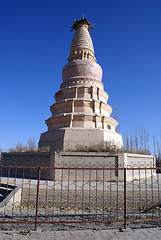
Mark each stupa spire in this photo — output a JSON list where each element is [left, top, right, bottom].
[[68, 17, 96, 62]]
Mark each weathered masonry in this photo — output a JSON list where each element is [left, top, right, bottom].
[[38, 17, 123, 151]]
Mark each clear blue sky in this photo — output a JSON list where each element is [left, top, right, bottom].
[[0, 0, 161, 152]]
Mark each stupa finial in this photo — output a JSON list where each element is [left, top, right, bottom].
[[71, 17, 94, 32]]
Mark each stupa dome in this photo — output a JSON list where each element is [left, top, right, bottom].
[[62, 60, 102, 84]]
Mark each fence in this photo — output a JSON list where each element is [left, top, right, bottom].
[[0, 164, 160, 230]]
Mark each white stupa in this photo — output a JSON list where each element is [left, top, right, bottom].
[[39, 17, 123, 151]]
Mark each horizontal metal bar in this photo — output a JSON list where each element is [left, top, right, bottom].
[[37, 219, 125, 224], [127, 218, 161, 222], [0, 165, 39, 169], [0, 165, 160, 170], [1, 165, 159, 170], [1, 218, 161, 225], [126, 167, 156, 170], [51, 167, 125, 170], [0, 165, 125, 170], [0, 221, 35, 224]]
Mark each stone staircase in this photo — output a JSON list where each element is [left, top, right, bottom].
[[0, 183, 21, 208]]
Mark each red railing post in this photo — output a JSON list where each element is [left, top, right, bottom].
[[35, 167, 41, 231], [124, 167, 127, 229]]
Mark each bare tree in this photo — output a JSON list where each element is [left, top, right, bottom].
[[15, 141, 27, 152], [130, 136, 133, 151], [8, 147, 16, 152], [9, 141, 27, 152], [113, 105, 120, 133], [138, 124, 144, 151], [153, 134, 156, 156], [0, 147, 2, 161], [28, 137, 37, 152], [134, 131, 138, 152], [126, 135, 129, 151]]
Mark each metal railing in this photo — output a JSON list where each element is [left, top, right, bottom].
[[0, 164, 160, 230]]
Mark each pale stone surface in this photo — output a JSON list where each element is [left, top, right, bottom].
[[54, 151, 156, 181], [62, 60, 102, 84], [0, 186, 21, 209], [1, 151, 156, 181], [38, 18, 123, 151], [124, 152, 156, 181]]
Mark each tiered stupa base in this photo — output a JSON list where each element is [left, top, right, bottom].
[[39, 127, 123, 152]]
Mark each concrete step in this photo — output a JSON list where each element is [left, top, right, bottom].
[[0, 185, 13, 202], [0, 183, 21, 207], [0, 181, 21, 209]]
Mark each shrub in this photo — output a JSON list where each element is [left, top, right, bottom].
[[38, 146, 50, 152], [74, 141, 123, 153]]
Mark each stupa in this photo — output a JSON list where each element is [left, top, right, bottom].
[[1, 17, 156, 182], [38, 17, 123, 151]]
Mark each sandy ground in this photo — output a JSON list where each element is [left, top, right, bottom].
[[0, 227, 161, 240]]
